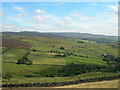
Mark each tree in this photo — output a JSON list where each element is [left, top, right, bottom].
[[26, 59, 33, 65], [60, 46, 65, 50], [52, 45, 55, 48], [16, 52, 33, 65], [16, 59, 26, 64], [77, 41, 85, 43], [31, 49, 37, 51]]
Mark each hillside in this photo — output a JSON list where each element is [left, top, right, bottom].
[[1, 32, 120, 87], [2, 31, 118, 43]]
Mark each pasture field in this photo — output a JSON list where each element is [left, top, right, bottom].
[[2, 62, 63, 77], [2, 34, 120, 86], [2, 71, 117, 84], [1, 47, 8, 52], [2, 49, 28, 62], [65, 56, 108, 66], [1, 47, 10, 54], [29, 52, 66, 65]]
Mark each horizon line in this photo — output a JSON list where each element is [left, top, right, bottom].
[[1, 31, 118, 36]]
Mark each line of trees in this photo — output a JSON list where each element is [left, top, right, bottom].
[[16, 52, 33, 65], [48, 49, 88, 58]]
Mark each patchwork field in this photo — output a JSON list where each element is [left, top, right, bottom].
[[1, 33, 120, 88], [2, 49, 28, 62], [29, 52, 66, 65]]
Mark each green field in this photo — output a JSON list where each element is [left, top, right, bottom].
[[65, 56, 108, 66], [2, 48, 28, 62], [2, 71, 117, 84], [2, 34, 120, 84], [29, 52, 66, 65]]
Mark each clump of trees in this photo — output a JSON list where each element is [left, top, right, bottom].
[[31, 49, 37, 51], [77, 41, 85, 43], [60, 47, 65, 50], [52, 45, 55, 48], [48, 50, 60, 53], [58, 63, 107, 77], [64, 52, 88, 58], [16, 52, 33, 65], [54, 54, 66, 58], [24, 74, 36, 77], [102, 53, 120, 72]]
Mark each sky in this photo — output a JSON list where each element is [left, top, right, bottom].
[[1, 2, 118, 36]]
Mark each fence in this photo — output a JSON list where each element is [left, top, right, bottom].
[[2, 75, 120, 88]]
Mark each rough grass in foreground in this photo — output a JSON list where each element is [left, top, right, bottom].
[[53, 79, 119, 88]]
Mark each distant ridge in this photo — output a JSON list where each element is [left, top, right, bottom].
[[1, 31, 118, 43]]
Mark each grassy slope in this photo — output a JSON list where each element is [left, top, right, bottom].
[[53, 79, 119, 88], [2, 71, 117, 84], [65, 56, 108, 66], [2, 48, 28, 62], [2, 62, 63, 77], [29, 52, 66, 65], [2, 35, 119, 83]]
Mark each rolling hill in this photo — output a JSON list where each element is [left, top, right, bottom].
[[1, 32, 120, 87], [1, 31, 118, 43]]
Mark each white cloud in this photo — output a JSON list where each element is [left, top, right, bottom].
[[2, 23, 38, 32], [14, 6, 24, 13], [64, 17, 72, 21], [79, 16, 93, 21], [0, 12, 3, 16], [69, 13, 79, 17], [108, 5, 118, 13], [8, 17, 25, 24], [3, 4, 118, 36], [35, 9, 44, 13], [69, 12, 93, 21], [33, 15, 46, 23]]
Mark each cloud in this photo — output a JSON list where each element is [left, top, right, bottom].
[[8, 16, 25, 24], [33, 15, 46, 23], [35, 9, 44, 13], [69, 13, 79, 17], [2, 23, 38, 32], [108, 4, 118, 13], [69, 12, 93, 21], [3, 3, 118, 36], [0, 12, 3, 16], [14, 6, 24, 13], [64, 17, 72, 21]]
